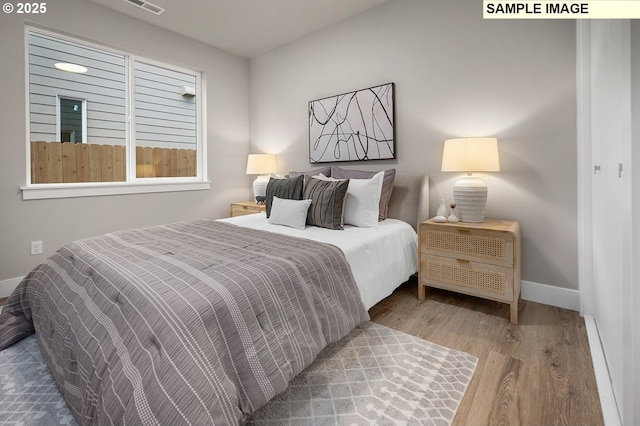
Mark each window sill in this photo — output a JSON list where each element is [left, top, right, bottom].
[[21, 180, 211, 200]]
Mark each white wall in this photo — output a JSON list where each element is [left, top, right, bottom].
[[249, 0, 578, 291], [0, 0, 580, 295], [0, 0, 251, 282]]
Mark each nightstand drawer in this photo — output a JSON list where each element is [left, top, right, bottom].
[[420, 254, 514, 302], [420, 226, 514, 267], [230, 202, 265, 217]]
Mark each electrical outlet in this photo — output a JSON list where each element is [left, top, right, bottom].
[[31, 240, 43, 255]]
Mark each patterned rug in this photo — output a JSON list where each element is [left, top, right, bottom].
[[0, 322, 476, 425], [0, 335, 77, 425]]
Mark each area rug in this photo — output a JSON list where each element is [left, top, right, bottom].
[[0, 335, 77, 425], [0, 322, 477, 425]]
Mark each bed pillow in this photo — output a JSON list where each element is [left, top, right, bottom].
[[315, 172, 384, 228], [343, 171, 385, 227], [304, 176, 349, 230], [265, 175, 304, 218], [267, 196, 312, 229], [288, 166, 331, 178], [331, 166, 396, 220]]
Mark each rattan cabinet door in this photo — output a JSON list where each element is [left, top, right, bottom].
[[420, 226, 514, 267], [420, 254, 514, 302]]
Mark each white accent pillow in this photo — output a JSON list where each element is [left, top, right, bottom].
[[343, 171, 384, 227], [316, 171, 384, 227], [268, 196, 312, 229]]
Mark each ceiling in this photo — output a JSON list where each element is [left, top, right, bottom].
[[86, 0, 390, 58]]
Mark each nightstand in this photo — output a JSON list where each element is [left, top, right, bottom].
[[230, 201, 266, 217], [418, 219, 521, 324]]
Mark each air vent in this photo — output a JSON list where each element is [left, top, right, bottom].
[[122, 0, 165, 15]]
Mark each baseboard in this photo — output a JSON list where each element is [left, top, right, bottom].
[[521, 280, 580, 311], [584, 315, 622, 426], [0, 277, 22, 298]]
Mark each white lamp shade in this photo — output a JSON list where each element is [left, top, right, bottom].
[[441, 137, 499, 223], [441, 138, 500, 172], [246, 154, 277, 175]]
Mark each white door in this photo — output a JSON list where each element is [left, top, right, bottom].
[[588, 20, 630, 420]]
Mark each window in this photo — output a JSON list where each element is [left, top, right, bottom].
[[24, 29, 208, 199], [133, 61, 198, 178], [57, 96, 86, 143]]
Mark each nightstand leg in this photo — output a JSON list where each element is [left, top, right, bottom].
[[418, 282, 425, 301], [510, 302, 518, 324]]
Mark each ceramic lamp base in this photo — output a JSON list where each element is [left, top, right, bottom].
[[253, 175, 269, 204], [453, 175, 487, 223], [253, 175, 270, 204]]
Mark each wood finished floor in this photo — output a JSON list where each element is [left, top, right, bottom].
[[369, 277, 604, 426]]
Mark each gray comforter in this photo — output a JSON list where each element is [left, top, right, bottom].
[[0, 220, 368, 425]]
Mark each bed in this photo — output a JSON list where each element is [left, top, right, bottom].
[[0, 172, 429, 425], [220, 214, 415, 310]]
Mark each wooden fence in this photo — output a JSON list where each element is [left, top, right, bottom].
[[30, 141, 196, 184], [135, 146, 196, 178]]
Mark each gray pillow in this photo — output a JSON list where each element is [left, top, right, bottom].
[[265, 175, 304, 218], [304, 176, 349, 230], [288, 166, 332, 178], [331, 167, 396, 220], [268, 197, 312, 229]]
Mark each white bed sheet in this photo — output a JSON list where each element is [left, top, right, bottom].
[[219, 213, 418, 310]]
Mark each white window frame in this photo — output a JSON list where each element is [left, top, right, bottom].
[[22, 27, 210, 200]]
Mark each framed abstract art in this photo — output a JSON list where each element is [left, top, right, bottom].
[[308, 82, 395, 163]]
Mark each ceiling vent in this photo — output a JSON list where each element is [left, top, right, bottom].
[[122, 0, 165, 15]]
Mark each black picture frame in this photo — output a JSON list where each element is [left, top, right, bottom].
[[308, 82, 395, 163]]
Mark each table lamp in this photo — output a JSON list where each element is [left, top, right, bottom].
[[441, 137, 500, 222], [246, 154, 277, 204]]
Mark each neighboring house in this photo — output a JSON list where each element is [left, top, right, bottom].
[[29, 32, 197, 151]]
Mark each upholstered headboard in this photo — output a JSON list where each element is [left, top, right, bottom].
[[387, 174, 430, 231]]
